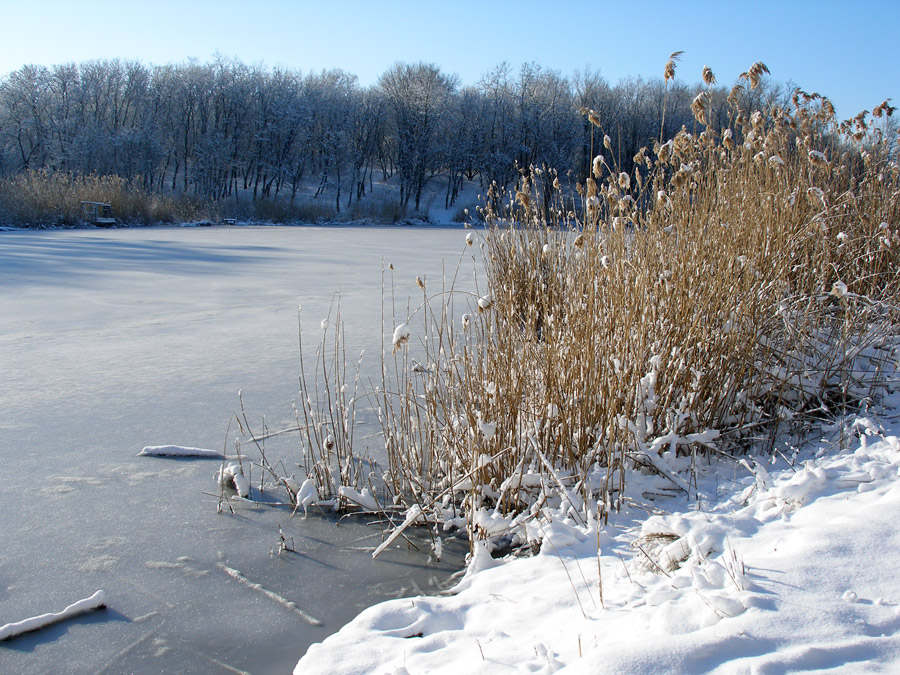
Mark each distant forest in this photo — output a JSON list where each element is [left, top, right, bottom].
[[0, 57, 806, 214]]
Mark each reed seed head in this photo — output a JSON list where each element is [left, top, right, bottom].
[[808, 150, 828, 168], [664, 51, 683, 82]]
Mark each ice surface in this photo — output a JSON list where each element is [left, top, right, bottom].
[[0, 225, 472, 674]]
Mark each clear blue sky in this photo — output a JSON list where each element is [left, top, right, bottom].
[[2, 0, 897, 120]]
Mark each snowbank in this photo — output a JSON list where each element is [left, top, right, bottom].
[[138, 445, 224, 458], [0, 591, 106, 641], [296, 420, 900, 673]]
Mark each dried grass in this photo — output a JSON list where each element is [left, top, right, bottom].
[[225, 60, 900, 557], [371, 61, 900, 550]]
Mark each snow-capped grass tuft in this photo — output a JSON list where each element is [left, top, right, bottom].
[[392, 323, 411, 351]]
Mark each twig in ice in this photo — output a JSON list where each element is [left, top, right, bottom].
[[217, 563, 321, 626]]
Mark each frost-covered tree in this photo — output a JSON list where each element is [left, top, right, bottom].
[[379, 62, 457, 211]]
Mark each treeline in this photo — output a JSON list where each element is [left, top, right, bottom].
[[0, 56, 779, 218]]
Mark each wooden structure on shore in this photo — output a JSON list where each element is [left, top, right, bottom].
[[81, 201, 117, 226]]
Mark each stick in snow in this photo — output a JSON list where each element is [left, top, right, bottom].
[[0, 591, 106, 641], [216, 563, 322, 626]]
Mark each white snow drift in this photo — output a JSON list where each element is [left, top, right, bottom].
[[296, 410, 900, 674]]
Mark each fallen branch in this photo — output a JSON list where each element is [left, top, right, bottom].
[[0, 590, 106, 641]]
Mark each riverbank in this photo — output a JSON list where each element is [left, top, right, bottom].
[[296, 395, 900, 673]]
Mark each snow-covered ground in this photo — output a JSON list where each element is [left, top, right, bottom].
[[297, 403, 900, 673]]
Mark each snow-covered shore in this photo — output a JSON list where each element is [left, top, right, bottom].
[[296, 404, 900, 673]]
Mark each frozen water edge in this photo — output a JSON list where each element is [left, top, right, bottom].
[[0, 224, 473, 674]]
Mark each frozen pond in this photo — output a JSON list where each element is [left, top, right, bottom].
[[0, 225, 475, 673]]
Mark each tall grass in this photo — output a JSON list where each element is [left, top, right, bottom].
[[0, 171, 206, 225], [0, 170, 413, 226], [371, 66, 900, 549], [224, 63, 900, 556]]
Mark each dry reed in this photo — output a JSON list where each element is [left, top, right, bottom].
[[225, 60, 900, 559], [370, 60, 900, 552]]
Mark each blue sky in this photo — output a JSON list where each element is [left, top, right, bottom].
[[2, 0, 898, 120]]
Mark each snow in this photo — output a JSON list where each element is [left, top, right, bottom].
[[137, 445, 223, 458], [0, 591, 106, 641], [296, 410, 900, 674], [338, 486, 379, 511], [216, 462, 250, 498], [392, 322, 411, 351]]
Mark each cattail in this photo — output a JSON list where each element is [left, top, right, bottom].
[[416, 275, 426, 290], [618, 172, 631, 190], [702, 65, 716, 86], [392, 323, 410, 352], [573, 233, 585, 247], [553, 177, 560, 190], [592, 154, 604, 178], [588, 109, 601, 127], [603, 135, 612, 151], [585, 177, 598, 197], [466, 231, 476, 246]]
